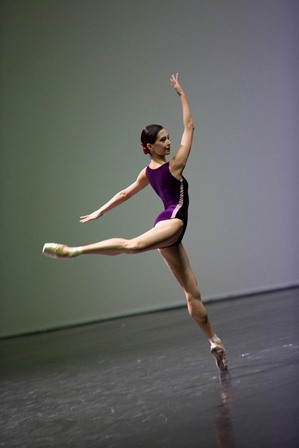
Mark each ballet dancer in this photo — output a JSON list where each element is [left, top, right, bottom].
[[43, 73, 228, 371]]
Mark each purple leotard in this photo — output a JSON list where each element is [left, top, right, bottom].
[[146, 162, 189, 246]]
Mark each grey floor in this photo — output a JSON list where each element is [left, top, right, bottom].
[[1, 288, 299, 448]]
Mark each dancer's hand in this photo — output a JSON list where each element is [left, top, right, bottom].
[[170, 73, 183, 95], [80, 210, 102, 223]]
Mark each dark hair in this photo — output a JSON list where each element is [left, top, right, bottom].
[[140, 124, 163, 155]]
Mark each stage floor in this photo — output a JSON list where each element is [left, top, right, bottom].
[[1, 288, 299, 447]]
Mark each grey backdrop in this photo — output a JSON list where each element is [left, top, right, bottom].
[[1, 0, 298, 337]]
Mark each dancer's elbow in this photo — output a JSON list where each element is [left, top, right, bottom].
[[189, 119, 195, 130], [185, 118, 195, 131], [119, 190, 129, 201]]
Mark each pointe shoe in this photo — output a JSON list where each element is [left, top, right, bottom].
[[210, 342, 228, 371], [42, 243, 71, 259]]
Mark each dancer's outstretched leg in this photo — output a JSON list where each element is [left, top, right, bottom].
[[42, 219, 184, 258], [159, 244, 228, 371]]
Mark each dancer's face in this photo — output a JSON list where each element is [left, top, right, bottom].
[[149, 128, 171, 156]]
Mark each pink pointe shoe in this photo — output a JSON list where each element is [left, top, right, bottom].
[[42, 243, 72, 259], [210, 342, 228, 371]]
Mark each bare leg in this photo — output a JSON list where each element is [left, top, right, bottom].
[[43, 219, 184, 258], [159, 244, 228, 370]]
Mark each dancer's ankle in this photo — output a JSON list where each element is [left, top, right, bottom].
[[209, 334, 222, 344], [68, 246, 83, 257]]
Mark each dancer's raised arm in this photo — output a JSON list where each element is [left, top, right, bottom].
[[170, 73, 195, 177], [80, 168, 148, 223]]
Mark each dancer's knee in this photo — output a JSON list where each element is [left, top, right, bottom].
[[186, 293, 208, 323], [124, 239, 145, 254]]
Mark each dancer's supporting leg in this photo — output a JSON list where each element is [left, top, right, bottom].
[[42, 220, 184, 258], [159, 244, 228, 370]]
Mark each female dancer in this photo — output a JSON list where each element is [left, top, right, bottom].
[[43, 74, 228, 371]]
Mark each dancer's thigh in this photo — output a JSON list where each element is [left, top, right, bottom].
[[128, 219, 183, 252]]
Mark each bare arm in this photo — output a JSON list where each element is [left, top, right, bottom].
[[80, 168, 149, 223], [169, 73, 195, 177]]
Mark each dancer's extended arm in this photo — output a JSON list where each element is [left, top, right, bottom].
[[80, 168, 148, 223], [170, 73, 195, 177]]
